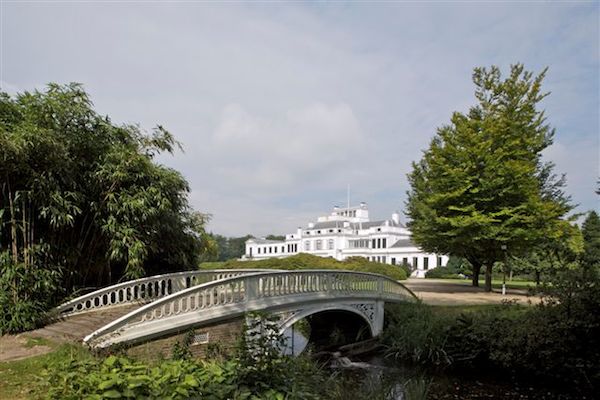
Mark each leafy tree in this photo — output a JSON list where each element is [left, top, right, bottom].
[[406, 64, 573, 291], [581, 210, 600, 277], [0, 84, 212, 330], [510, 221, 582, 285], [206, 234, 254, 261], [265, 234, 285, 241]]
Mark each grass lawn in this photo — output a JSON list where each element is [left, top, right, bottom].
[[428, 303, 529, 318], [0, 342, 93, 400], [431, 278, 537, 291]]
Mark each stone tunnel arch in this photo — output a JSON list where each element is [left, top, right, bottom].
[[279, 303, 378, 354]]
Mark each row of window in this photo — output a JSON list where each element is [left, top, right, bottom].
[[372, 238, 387, 249], [304, 239, 335, 251], [305, 229, 342, 235], [349, 239, 369, 249], [253, 243, 298, 255], [368, 256, 444, 270]]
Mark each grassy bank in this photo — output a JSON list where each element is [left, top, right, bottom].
[[382, 297, 599, 397], [425, 277, 536, 291], [0, 343, 93, 399], [200, 253, 407, 281]]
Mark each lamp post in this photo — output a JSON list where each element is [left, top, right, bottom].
[[501, 245, 507, 296]]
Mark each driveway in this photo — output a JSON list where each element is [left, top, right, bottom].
[[403, 278, 538, 306]]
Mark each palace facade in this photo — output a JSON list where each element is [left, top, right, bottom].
[[243, 203, 447, 278]]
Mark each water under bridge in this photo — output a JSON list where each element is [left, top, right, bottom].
[[33, 269, 417, 352]]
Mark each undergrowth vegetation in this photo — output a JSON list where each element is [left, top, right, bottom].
[[0, 252, 63, 334], [200, 253, 407, 281], [383, 272, 600, 395], [34, 313, 432, 400]]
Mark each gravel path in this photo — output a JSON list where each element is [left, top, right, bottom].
[[403, 278, 539, 306]]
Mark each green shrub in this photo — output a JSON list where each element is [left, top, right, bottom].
[[382, 303, 452, 366], [424, 266, 462, 279], [200, 253, 407, 280], [45, 313, 328, 400], [46, 355, 241, 400], [383, 278, 600, 394], [0, 251, 62, 334]]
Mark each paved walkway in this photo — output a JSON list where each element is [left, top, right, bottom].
[[404, 278, 538, 306], [0, 304, 138, 362]]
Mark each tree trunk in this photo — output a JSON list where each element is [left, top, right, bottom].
[[7, 186, 18, 264], [535, 271, 540, 286], [22, 194, 28, 267], [471, 262, 481, 287], [484, 264, 493, 292]]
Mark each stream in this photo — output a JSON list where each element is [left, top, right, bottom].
[[281, 328, 588, 399]]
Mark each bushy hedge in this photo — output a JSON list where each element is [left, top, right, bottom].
[[424, 266, 463, 279], [200, 253, 407, 281]]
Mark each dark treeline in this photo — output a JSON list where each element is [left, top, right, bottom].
[[206, 234, 284, 262]]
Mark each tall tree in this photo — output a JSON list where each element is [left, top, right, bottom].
[[581, 210, 600, 277], [406, 64, 573, 291], [1, 83, 212, 290]]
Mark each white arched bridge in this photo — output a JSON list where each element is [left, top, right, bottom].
[[50, 269, 417, 350]]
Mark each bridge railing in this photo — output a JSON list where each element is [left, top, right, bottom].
[[54, 269, 277, 316], [84, 270, 417, 348]]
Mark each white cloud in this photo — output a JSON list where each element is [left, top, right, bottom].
[[206, 102, 366, 194], [2, 2, 598, 236]]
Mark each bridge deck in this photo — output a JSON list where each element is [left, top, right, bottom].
[[24, 304, 141, 344]]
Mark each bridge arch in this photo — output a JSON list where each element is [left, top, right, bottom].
[[279, 301, 382, 338]]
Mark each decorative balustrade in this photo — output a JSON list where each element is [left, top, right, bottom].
[[54, 269, 275, 316], [84, 270, 417, 348]]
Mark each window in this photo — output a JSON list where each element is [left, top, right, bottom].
[[328, 239, 334, 250], [338, 229, 342, 233], [191, 332, 209, 345], [329, 229, 333, 233], [282, 246, 285, 252], [372, 239, 376, 248], [250, 248, 253, 257], [391, 258, 396, 265], [382, 238, 387, 248], [382, 256, 386, 264], [402, 257, 408, 265], [413, 257, 418, 268], [377, 238, 381, 248], [424, 257, 429, 270], [317, 230, 321, 234], [258, 248, 261, 254], [304, 241, 310, 251], [377, 228, 381, 232], [437, 257, 442, 267], [274, 246, 277, 253], [316, 240, 322, 250]]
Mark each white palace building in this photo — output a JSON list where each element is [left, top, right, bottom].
[[243, 203, 448, 278]]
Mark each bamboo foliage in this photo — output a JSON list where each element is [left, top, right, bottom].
[[0, 84, 213, 296]]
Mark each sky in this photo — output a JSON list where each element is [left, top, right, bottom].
[[1, 1, 598, 237]]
